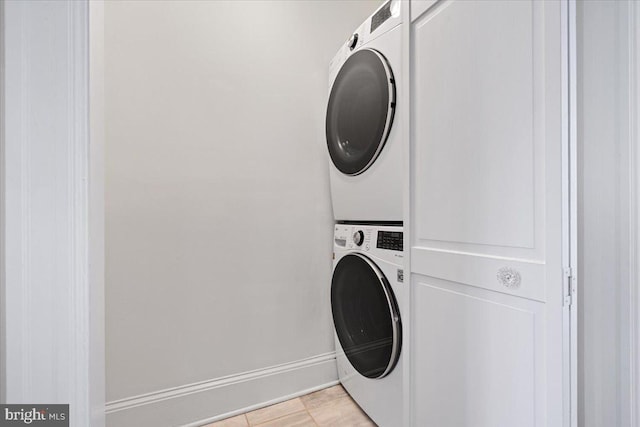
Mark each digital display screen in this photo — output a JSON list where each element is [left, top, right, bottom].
[[371, 1, 392, 33], [376, 231, 403, 251]]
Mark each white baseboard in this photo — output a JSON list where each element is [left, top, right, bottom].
[[105, 352, 338, 427]]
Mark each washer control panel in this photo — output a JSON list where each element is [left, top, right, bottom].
[[334, 225, 374, 251], [334, 225, 403, 253]]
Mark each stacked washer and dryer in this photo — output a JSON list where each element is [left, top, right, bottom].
[[325, 1, 405, 426]]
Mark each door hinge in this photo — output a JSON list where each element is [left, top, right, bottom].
[[563, 267, 573, 307]]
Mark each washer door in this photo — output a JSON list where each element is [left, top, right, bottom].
[[331, 253, 401, 379], [326, 49, 396, 176]]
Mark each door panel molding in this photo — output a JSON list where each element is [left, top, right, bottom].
[[410, 1, 567, 425]]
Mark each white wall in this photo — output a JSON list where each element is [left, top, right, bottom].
[[104, 1, 379, 425], [577, 1, 634, 425]]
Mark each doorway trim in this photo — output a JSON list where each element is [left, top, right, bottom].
[[631, 2, 640, 425], [1, 1, 104, 425], [0, 0, 7, 406]]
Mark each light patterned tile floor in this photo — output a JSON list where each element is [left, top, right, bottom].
[[204, 385, 377, 427]]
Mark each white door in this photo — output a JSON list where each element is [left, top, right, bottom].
[[410, 1, 569, 426]]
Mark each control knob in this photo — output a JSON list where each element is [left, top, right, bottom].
[[347, 33, 358, 50], [353, 230, 364, 246]]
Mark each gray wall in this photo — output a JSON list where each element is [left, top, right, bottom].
[[105, 0, 377, 404], [577, 1, 633, 425]]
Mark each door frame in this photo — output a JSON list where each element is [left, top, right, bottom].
[[632, 3, 640, 425], [0, 0, 6, 405], [566, 1, 578, 426], [0, 1, 105, 425]]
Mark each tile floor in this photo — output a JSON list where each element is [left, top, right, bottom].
[[204, 385, 376, 427]]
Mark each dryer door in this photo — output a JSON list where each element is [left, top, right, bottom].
[[326, 49, 396, 176], [331, 253, 401, 379]]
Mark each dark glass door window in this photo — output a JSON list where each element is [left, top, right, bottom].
[[331, 253, 401, 379], [326, 49, 396, 176]]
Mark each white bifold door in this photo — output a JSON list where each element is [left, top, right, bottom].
[[410, 1, 572, 426]]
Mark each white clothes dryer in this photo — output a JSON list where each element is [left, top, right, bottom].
[[326, 0, 403, 223], [331, 223, 405, 427]]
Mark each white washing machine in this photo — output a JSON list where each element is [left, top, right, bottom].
[[331, 224, 404, 427], [326, 0, 403, 223]]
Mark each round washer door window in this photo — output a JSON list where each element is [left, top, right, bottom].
[[326, 49, 396, 176], [331, 253, 401, 379]]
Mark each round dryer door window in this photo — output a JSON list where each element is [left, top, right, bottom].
[[331, 253, 401, 379], [326, 49, 396, 176]]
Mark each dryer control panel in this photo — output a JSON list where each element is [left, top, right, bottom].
[[327, 0, 402, 85]]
